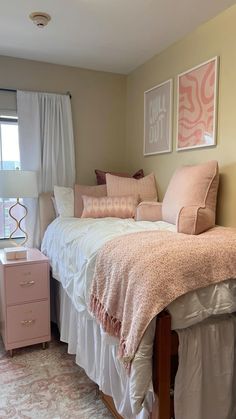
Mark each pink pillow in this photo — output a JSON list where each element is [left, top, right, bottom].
[[74, 184, 107, 218], [95, 169, 144, 185], [135, 202, 162, 222], [162, 160, 219, 234], [106, 173, 158, 202], [81, 195, 138, 219], [177, 206, 216, 235]]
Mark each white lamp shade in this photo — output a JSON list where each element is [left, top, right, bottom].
[[0, 170, 38, 198]]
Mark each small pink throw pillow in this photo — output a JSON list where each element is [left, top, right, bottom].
[[135, 202, 162, 222], [106, 172, 158, 202], [81, 195, 138, 219]]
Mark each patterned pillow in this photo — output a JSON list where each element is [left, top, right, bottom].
[[106, 172, 158, 202], [81, 195, 138, 219], [95, 169, 144, 185]]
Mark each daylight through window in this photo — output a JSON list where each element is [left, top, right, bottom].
[[0, 117, 24, 239]]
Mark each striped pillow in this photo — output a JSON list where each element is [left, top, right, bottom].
[[81, 195, 138, 219], [106, 172, 158, 202]]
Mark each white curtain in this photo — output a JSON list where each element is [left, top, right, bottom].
[[17, 90, 75, 248]]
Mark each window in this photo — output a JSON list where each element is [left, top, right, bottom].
[[0, 116, 24, 239]]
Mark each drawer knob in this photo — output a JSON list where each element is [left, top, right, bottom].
[[20, 280, 35, 287], [21, 319, 35, 326]]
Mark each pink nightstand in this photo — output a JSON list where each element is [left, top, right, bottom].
[[0, 248, 51, 356]]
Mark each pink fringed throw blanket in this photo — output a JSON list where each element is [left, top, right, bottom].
[[90, 227, 236, 367]]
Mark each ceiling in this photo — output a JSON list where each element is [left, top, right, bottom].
[[0, 0, 236, 74]]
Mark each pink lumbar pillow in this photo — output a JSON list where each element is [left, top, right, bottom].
[[106, 172, 158, 202], [74, 184, 107, 218], [81, 195, 138, 219], [95, 169, 144, 185], [162, 160, 219, 234]]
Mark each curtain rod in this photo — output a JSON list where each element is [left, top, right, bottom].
[[0, 88, 72, 99]]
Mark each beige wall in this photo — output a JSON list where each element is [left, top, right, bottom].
[[126, 4, 236, 227], [0, 55, 126, 185], [2, 4, 236, 227]]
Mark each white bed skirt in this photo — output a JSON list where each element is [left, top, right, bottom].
[[58, 285, 154, 419], [175, 315, 236, 419], [56, 283, 236, 419]]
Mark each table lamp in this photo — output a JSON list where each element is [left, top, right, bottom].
[[0, 170, 38, 247]]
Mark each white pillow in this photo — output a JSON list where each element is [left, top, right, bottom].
[[53, 186, 74, 217], [51, 196, 59, 217], [106, 172, 158, 202]]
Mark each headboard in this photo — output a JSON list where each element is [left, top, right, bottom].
[[39, 192, 56, 242]]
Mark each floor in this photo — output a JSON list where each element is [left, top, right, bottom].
[[0, 329, 114, 419]]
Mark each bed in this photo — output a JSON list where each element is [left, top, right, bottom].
[[39, 212, 236, 419], [40, 190, 236, 419]]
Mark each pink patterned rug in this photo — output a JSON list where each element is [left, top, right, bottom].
[[0, 336, 114, 419]]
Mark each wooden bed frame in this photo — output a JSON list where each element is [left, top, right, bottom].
[[101, 311, 179, 419]]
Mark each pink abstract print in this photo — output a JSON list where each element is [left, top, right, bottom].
[[178, 58, 217, 150]]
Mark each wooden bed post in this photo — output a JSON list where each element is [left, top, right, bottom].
[[151, 311, 172, 419]]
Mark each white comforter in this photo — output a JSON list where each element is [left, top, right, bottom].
[[41, 217, 176, 312]]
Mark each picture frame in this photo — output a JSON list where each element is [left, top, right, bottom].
[[144, 79, 173, 156], [176, 56, 219, 151]]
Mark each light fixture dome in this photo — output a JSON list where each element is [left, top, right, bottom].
[[29, 12, 51, 28]]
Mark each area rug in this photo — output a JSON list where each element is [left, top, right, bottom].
[[0, 335, 114, 419]]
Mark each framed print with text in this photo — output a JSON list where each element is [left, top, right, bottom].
[[144, 79, 173, 156]]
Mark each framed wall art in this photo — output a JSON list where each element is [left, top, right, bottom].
[[177, 56, 219, 151], [144, 79, 173, 156]]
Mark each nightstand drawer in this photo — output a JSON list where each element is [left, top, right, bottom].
[[7, 300, 50, 344], [5, 263, 49, 305]]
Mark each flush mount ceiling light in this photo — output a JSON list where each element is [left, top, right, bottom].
[[29, 12, 51, 28]]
